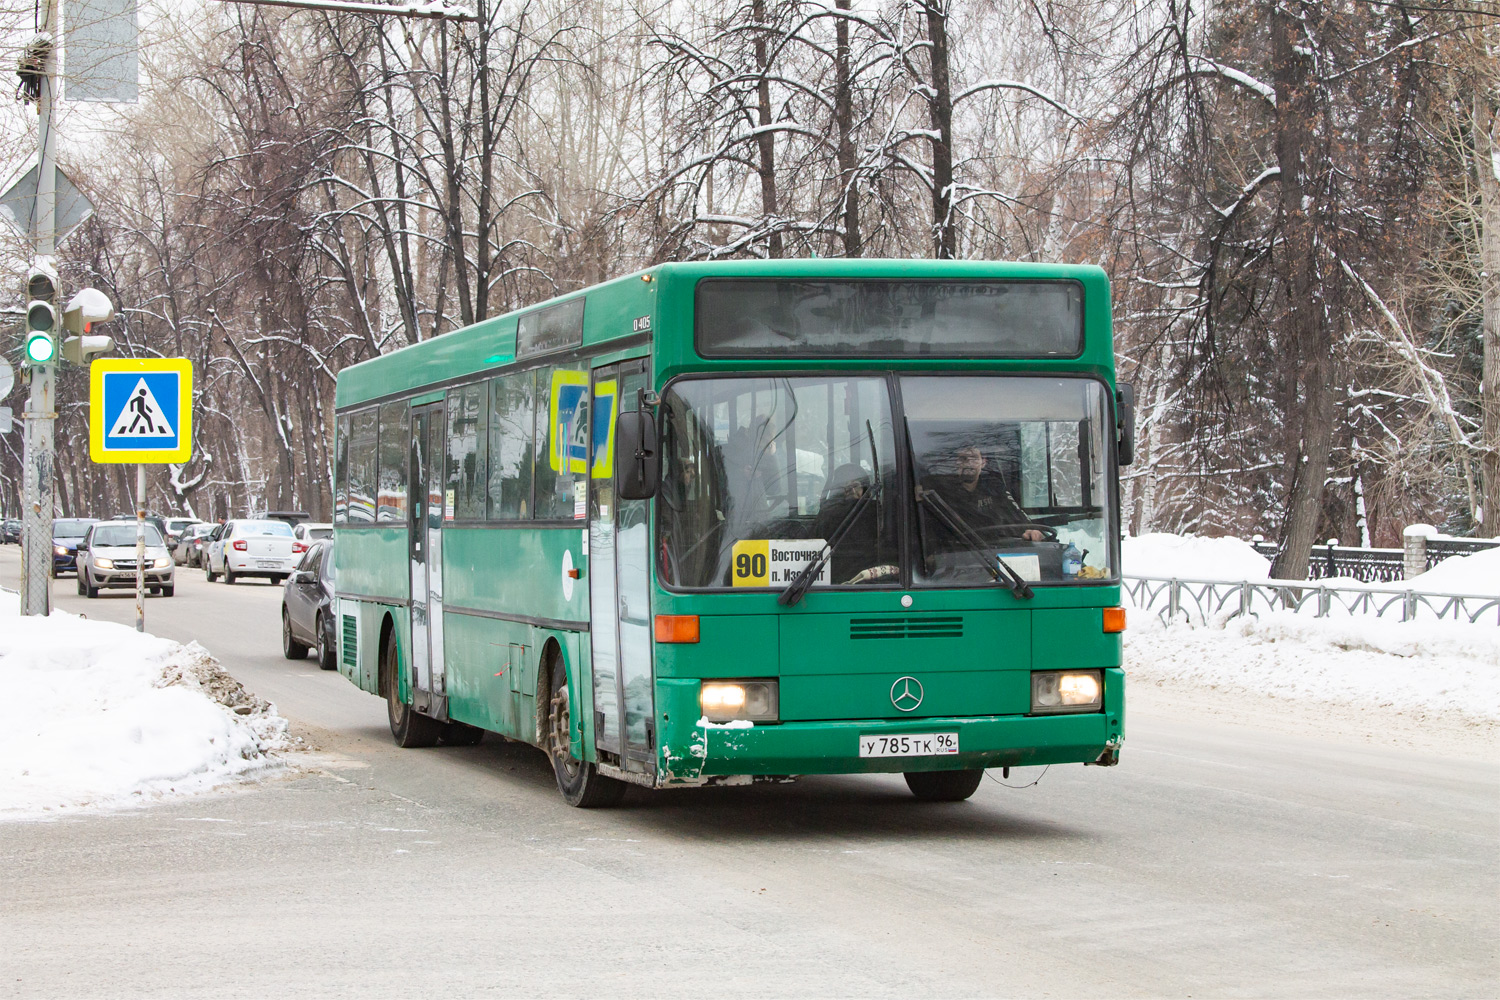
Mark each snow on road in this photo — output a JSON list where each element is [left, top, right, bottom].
[[0, 590, 288, 821]]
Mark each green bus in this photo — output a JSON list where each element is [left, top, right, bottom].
[[332, 259, 1132, 807]]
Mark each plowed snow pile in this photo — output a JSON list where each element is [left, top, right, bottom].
[[1126, 612, 1500, 724], [0, 590, 288, 820]]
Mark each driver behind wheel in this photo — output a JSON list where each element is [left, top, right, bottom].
[[936, 444, 1044, 542]]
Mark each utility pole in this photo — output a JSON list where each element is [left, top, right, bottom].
[[20, 0, 60, 617]]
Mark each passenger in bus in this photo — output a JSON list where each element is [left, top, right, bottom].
[[812, 464, 895, 584], [931, 444, 1044, 542]]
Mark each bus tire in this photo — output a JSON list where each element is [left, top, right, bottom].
[[904, 768, 984, 802], [546, 660, 625, 809], [383, 631, 442, 748]]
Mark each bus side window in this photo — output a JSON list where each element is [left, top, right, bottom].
[[535, 365, 588, 520], [446, 383, 489, 521], [377, 401, 408, 522], [334, 413, 350, 524], [488, 370, 535, 519], [348, 408, 378, 523]]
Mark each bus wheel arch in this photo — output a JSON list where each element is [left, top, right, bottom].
[[377, 613, 395, 701], [381, 614, 441, 748], [540, 638, 625, 808]]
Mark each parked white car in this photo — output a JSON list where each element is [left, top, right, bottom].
[[76, 521, 175, 598], [293, 521, 333, 546], [205, 519, 299, 585]]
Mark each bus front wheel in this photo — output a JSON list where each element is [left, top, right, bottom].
[[546, 664, 625, 809], [904, 768, 984, 802], [383, 632, 442, 748]]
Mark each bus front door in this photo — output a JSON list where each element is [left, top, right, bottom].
[[408, 402, 447, 719], [589, 362, 655, 777]]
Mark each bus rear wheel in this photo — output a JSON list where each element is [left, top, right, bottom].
[[904, 768, 984, 802], [546, 664, 625, 809], [382, 631, 442, 748]]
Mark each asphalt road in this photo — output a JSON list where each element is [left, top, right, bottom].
[[2, 545, 1496, 998]]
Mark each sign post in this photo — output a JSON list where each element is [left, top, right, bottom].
[[89, 358, 193, 632]]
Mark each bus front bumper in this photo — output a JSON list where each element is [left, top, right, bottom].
[[656, 671, 1124, 783]]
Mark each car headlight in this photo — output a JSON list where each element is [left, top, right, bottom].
[[54, 545, 67, 556], [1031, 670, 1103, 713], [94, 558, 115, 569], [700, 680, 779, 723], [153, 557, 172, 568]]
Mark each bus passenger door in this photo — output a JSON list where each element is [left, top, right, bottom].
[[408, 401, 447, 719], [589, 361, 655, 776]]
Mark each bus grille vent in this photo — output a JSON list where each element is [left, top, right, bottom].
[[341, 614, 358, 667], [849, 615, 963, 640]]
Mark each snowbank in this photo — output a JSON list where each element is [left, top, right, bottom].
[[1126, 610, 1500, 724], [1123, 533, 1272, 581], [0, 590, 288, 820], [1407, 546, 1500, 596]]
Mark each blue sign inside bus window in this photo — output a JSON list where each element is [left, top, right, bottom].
[[548, 371, 616, 475]]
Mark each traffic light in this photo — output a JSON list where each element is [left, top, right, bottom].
[[61, 288, 116, 365], [24, 268, 58, 366]]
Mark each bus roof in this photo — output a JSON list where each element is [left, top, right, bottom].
[[335, 259, 1110, 409]]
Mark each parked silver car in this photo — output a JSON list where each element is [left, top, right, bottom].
[[75, 521, 175, 598]]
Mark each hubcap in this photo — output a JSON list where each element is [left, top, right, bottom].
[[549, 684, 579, 779]]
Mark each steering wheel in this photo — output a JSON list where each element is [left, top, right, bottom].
[[979, 522, 1058, 542]]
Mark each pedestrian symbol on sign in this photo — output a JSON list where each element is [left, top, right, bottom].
[[108, 379, 173, 437]]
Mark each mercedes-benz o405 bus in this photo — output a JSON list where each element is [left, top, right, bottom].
[[332, 260, 1133, 806]]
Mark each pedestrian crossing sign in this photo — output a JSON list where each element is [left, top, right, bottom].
[[89, 358, 193, 463]]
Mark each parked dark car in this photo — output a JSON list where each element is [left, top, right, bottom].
[[2, 518, 20, 544], [51, 518, 99, 576], [281, 539, 337, 670], [176, 522, 216, 566]]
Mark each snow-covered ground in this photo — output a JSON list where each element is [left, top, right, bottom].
[[0, 590, 289, 821], [1121, 533, 1499, 757]]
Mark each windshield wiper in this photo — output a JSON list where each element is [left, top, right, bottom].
[[779, 422, 882, 608], [914, 486, 1034, 600]]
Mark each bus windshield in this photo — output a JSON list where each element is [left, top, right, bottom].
[[657, 376, 899, 588], [657, 374, 1115, 589], [903, 376, 1113, 585]]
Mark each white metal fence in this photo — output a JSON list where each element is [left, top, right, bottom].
[[1122, 577, 1500, 626]]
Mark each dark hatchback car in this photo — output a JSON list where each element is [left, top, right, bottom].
[[282, 539, 337, 670], [2, 518, 20, 544], [51, 518, 99, 576]]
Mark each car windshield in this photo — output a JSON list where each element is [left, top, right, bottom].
[[657, 374, 1117, 590], [53, 519, 95, 539], [658, 376, 899, 589], [307, 527, 333, 539], [238, 521, 294, 537], [93, 524, 165, 547], [168, 519, 196, 531], [903, 376, 1114, 585]]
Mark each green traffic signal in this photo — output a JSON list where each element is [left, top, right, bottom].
[[25, 300, 57, 364]]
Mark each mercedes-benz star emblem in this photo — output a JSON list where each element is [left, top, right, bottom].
[[890, 676, 924, 712]]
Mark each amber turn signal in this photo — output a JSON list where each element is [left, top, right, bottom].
[[1102, 607, 1127, 633], [654, 614, 700, 643]]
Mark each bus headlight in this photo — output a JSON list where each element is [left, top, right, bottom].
[[700, 680, 779, 723], [1031, 670, 1103, 713]]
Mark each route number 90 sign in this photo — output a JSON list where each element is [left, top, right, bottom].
[[730, 538, 830, 588]]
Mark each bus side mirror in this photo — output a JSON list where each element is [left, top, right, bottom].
[[616, 409, 661, 500], [1116, 383, 1136, 467]]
